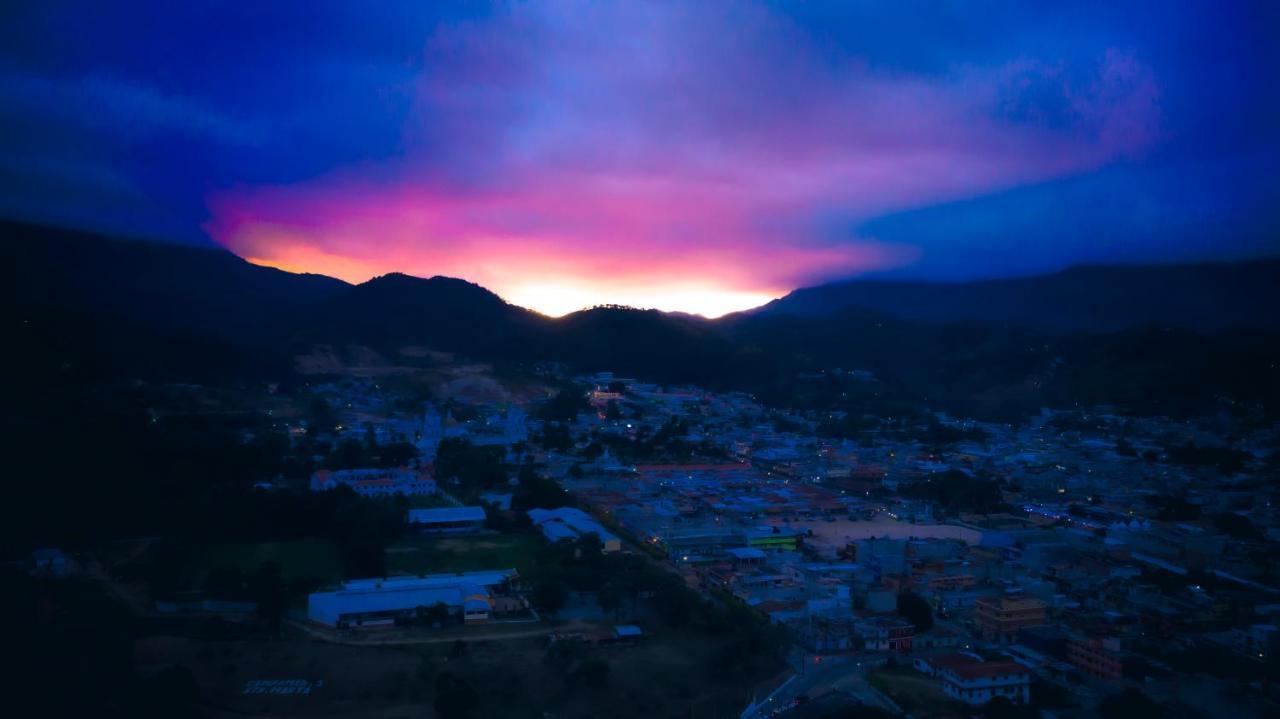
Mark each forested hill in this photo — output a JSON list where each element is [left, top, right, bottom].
[[7, 221, 1280, 420], [754, 260, 1280, 333]]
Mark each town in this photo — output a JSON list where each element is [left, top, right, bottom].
[[9, 1, 1279, 717], [25, 361, 1277, 719]]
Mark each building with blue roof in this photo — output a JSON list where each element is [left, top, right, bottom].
[[307, 569, 519, 628], [406, 506, 487, 533], [527, 507, 622, 552]]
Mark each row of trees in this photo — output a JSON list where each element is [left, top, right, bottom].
[[524, 533, 791, 691]]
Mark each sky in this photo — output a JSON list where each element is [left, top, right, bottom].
[[2, 1, 1277, 317]]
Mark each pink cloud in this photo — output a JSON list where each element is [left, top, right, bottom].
[[205, 2, 1162, 316]]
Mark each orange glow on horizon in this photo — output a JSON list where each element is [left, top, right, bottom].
[[244, 253, 781, 318], [207, 175, 920, 319], [502, 282, 780, 318]]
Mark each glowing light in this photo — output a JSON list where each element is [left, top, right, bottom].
[[504, 282, 778, 318]]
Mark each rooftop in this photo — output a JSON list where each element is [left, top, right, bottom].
[[407, 506, 487, 524]]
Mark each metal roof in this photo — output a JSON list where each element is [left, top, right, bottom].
[[407, 506, 487, 524], [308, 569, 516, 626]]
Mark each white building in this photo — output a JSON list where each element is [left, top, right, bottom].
[[918, 654, 1031, 706], [528, 507, 622, 552], [307, 570, 518, 628], [407, 506, 487, 533]]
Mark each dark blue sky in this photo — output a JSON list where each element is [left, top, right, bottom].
[[1, 1, 1277, 314]]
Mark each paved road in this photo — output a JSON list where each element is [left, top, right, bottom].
[[741, 654, 898, 718]]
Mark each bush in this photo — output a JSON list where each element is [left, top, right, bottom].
[[575, 659, 611, 689]]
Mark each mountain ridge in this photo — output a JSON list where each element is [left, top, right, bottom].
[[8, 220, 1280, 420], [755, 258, 1280, 332]]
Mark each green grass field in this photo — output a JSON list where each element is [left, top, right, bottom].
[[403, 493, 456, 509], [386, 532, 544, 576], [183, 539, 345, 586], [867, 667, 959, 717]]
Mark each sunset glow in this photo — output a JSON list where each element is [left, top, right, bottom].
[[199, 2, 1167, 314], [6, 2, 1274, 311]]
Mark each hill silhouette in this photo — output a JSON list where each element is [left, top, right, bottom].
[[755, 260, 1280, 332], [7, 220, 1279, 420]]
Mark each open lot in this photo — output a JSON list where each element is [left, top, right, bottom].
[[792, 517, 983, 557], [386, 532, 544, 576], [866, 666, 959, 717], [135, 621, 780, 718]]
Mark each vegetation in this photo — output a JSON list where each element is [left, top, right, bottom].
[[7, 570, 204, 717], [387, 534, 544, 576], [901, 470, 1005, 516], [1097, 687, 1164, 719], [896, 591, 934, 631], [433, 437, 509, 499], [866, 666, 956, 716], [536, 386, 589, 422]]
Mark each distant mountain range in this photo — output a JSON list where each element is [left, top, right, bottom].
[[7, 220, 1279, 419], [755, 260, 1280, 332]]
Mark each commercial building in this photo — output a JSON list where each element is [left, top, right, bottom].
[[974, 596, 1047, 643], [307, 570, 518, 628], [406, 506, 487, 533], [1067, 636, 1125, 680], [941, 660, 1031, 705], [857, 616, 916, 653], [919, 654, 1031, 705], [745, 526, 804, 552], [528, 507, 622, 552]]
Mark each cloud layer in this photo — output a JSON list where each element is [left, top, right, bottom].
[[2, 1, 1277, 315]]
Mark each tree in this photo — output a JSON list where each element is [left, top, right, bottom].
[[822, 708, 897, 719], [449, 639, 467, 660], [379, 441, 419, 467], [203, 567, 247, 600], [139, 664, 200, 718], [538, 421, 574, 452], [531, 574, 568, 616], [896, 591, 934, 632], [597, 581, 624, 621], [545, 639, 582, 673], [652, 580, 693, 627], [433, 438, 506, 497], [574, 659, 611, 689], [251, 561, 288, 634], [433, 672, 479, 719], [1029, 677, 1072, 710], [982, 696, 1036, 719], [537, 387, 587, 422], [416, 601, 451, 627], [326, 438, 369, 469], [1097, 688, 1162, 719], [574, 533, 603, 561], [305, 396, 338, 436], [1211, 511, 1261, 540], [511, 466, 569, 511]]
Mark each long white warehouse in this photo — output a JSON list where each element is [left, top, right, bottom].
[[307, 569, 518, 629]]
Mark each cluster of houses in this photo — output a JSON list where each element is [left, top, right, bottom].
[[309, 468, 436, 497], [289, 371, 1279, 714]]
